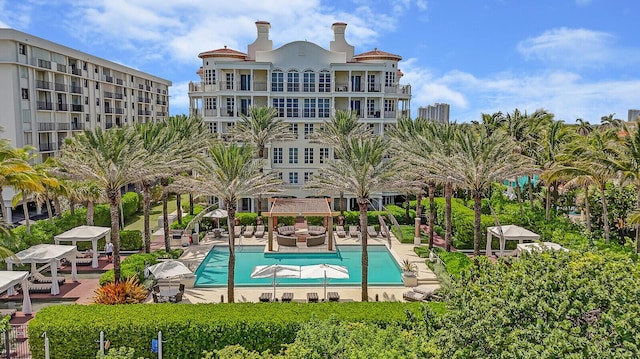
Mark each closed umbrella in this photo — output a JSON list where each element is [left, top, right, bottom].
[[300, 264, 349, 300], [251, 264, 300, 298]]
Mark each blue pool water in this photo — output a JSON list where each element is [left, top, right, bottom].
[[194, 245, 403, 287]]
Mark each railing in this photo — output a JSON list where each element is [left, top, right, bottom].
[[105, 122, 114, 129], [35, 80, 52, 90], [37, 101, 53, 110], [254, 82, 267, 91], [156, 100, 166, 105], [72, 122, 84, 130], [54, 82, 66, 91], [138, 84, 144, 89], [39, 142, 56, 151], [71, 104, 83, 112], [115, 108, 124, 114], [38, 122, 56, 131], [156, 111, 167, 116], [335, 83, 349, 92], [137, 110, 151, 116], [0, 324, 30, 358], [367, 110, 381, 118], [57, 63, 66, 72], [106, 75, 113, 83], [116, 78, 124, 85], [384, 111, 397, 119], [146, 85, 151, 91], [368, 83, 382, 92], [71, 67, 82, 75], [105, 108, 113, 114], [70, 85, 82, 94], [114, 92, 124, 99], [220, 107, 236, 117], [204, 109, 217, 116], [37, 58, 51, 69], [104, 91, 113, 99], [57, 123, 71, 130], [57, 103, 68, 111]]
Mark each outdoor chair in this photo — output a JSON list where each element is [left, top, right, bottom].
[[27, 281, 52, 293], [308, 225, 326, 236], [281, 292, 294, 303], [327, 292, 340, 302], [403, 290, 429, 302], [178, 284, 185, 292], [31, 271, 66, 285], [379, 225, 390, 238], [234, 226, 242, 237], [243, 225, 255, 237], [277, 235, 297, 247], [367, 226, 378, 237], [152, 292, 167, 303], [259, 292, 273, 302], [307, 292, 319, 303], [172, 291, 184, 303], [75, 256, 94, 266], [349, 225, 360, 238], [254, 225, 265, 238], [335, 226, 346, 238], [277, 226, 295, 236], [306, 234, 325, 247]]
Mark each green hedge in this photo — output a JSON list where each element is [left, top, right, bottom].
[[93, 192, 139, 227], [27, 302, 429, 358], [99, 253, 158, 285], [431, 198, 494, 249]]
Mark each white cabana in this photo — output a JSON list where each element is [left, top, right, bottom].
[[5, 244, 79, 295], [54, 225, 110, 268], [486, 225, 540, 257], [516, 242, 568, 256], [0, 271, 32, 315]]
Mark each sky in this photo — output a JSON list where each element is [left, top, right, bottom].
[[1, 0, 639, 124]]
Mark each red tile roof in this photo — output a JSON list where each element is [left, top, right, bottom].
[[198, 46, 248, 59], [353, 48, 402, 61]]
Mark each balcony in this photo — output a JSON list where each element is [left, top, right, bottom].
[[70, 85, 82, 94], [138, 84, 144, 89], [57, 103, 68, 111], [105, 108, 113, 114], [137, 110, 152, 116], [156, 112, 167, 117], [335, 83, 349, 92], [367, 110, 381, 118], [106, 76, 113, 83], [104, 91, 113, 99], [384, 110, 397, 119], [116, 78, 124, 85], [204, 109, 217, 117], [37, 102, 53, 111], [156, 99, 166, 105], [146, 85, 151, 91], [39, 142, 56, 151], [115, 93, 124, 100], [57, 123, 71, 131], [72, 122, 84, 131], [71, 67, 82, 75], [56, 64, 66, 73], [71, 104, 83, 112], [254, 82, 267, 91], [37, 59, 52, 69], [54, 83, 66, 92], [115, 108, 124, 114], [384, 84, 411, 95], [36, 80, 52, 90], [220, 107, 236, 117], [38, 122, 56, 131], [368, 83, 382, 92], [105, 122, 114, 129]]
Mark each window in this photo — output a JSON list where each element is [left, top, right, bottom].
[[208, 122, 217, 133], [271, 70, 284, 92], [204, 69, 216, 84], [278, 172, 283, 181], [304, 172, 313, 182], [95, 83, 99, 90], [319, 148, 329, 164], [385, 71, 396, 87], [289, 172, 299, 184], [367, 74, 377, 92], [273, 148, 283, 164], [288, 148, 298, 164], [84, 79, 88, 87], [95, 66, 98, 73], [226, 73, 234, 90], [18, 43, 26, 55], [287, 71, 299, 92], [272, 98, 285, 117], [96, 98, 100, 106], [85, 96, 88, 105], [303, 99, 316, 118], [319, 71, 331, 92], [289, 123, 298, 138], [304, 148, 314, 164], [226, 98, 235, 116], [21, 88, 28, 100], [303, 71, 315, 92], [304, 123, 314, 139], [318, 98, 330, 118], [384, 99, 396, 112], [205, 97, 217, 110], [367, 99, 376, 117], [286, 98, 299, 117]]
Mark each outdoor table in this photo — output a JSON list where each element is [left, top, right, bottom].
[[159, 289, 180, 302]]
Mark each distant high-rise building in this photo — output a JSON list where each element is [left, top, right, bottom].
[[629, 109, 640, 122], [417, 103, 449, 123]]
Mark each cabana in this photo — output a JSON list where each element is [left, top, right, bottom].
[[486, 225, 540, 257], [0, 271, 32, 315], [54, 225, 110, 268], [5, 244, 78, 295]]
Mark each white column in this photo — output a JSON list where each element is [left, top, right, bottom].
[[21, 277, 32, 315], [71, 257, 78, 282], [92, 239, 99, 268], [50, 260, 59, 295], [486, 231, 492, 257]]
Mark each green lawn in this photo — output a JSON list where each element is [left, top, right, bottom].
[[124, 195, 191, 232]]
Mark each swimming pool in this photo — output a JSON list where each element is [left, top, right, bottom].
[[194, 245, 403, 287]]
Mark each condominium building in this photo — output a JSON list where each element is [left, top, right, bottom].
[[629, 109, 640, 123], [417, 103, 449, 123], [188, 22, 411, 212], [0, 28, 171, 222]]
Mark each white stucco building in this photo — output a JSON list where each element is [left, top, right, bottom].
[[188, 22, 411, 212], [0, 28, 172, 222]]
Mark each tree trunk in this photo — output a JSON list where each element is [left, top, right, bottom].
[[22, 192, 30, 234], [358, 199, 369, 302], [227, 205, 237, 303], [473, 192, 482, 256], [428, 183, 435, 249], [514, 184, 524, 218], [189, 193, 194, 215], [0, 187, 6, 220], [600, 184, 610, 244], [176, 194, 182, 225], [404, 194, 410, 224], [416, 193, 422, 218], [445, 182, 452, 252], [46, 199, 54, 223], [545, 184, 551, 221], [54, 197, 62, 218], [87, 201, 95, 225], [528, 176, 534, 209], [143, 183, 151, 253], [339, 192, 345, 215], [108, 190, 122, 283], [162, 180, 170, 252], [584, 185, 591, 233], [69, 200, 75, 216]]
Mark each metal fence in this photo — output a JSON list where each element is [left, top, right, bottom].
[[1, 324, 31, 358]]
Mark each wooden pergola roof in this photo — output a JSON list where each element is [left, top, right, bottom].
[[266, 198, 336, 217]]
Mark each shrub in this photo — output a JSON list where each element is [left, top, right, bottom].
[[99, 253, 158, 285], [93, 277, 148, 304], [151, 248, 183, 259], [119, 230, 143, 251]]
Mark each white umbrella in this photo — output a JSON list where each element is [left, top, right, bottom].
[[251, 264, 301, 298], [147, 260, 193, 288], [204, 209, 228, 228], [300, 264, 349, 300]]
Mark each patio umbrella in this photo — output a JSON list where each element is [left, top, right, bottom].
[[204, 209, 228, 228], [251, 264, 301, 298], [146, 260, 193, 288], [300, 264, 349, 300]]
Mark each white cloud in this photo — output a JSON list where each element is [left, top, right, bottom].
[[168, 81, 191, 115], [0, 1, 33, 29]]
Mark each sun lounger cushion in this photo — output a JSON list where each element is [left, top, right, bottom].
[[243, 225, 254, 237], [28, 281, 53, 293], [367, 226, 378, 237], [259, 293, 273, 302], [32, 272, 66, 285], [335, 226, 346, 238], [308, 226, 326, 236], [307, 292, 319, 302], [327, 292, 340, 302], [403, 290, 428, 302], [277, 226, 295, 236], [349, 226, 360, 238], [254, 225, 265, 238], [281, 292, 294, 302]]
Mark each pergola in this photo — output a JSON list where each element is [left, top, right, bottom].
[[0, 271, 32, 315], [54, 225, 111, 268], [265, 198, 338, 251], [486, 225, 540, 257], [6, 244, 79, 295]]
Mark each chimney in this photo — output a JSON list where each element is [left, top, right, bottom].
[[248, 21, 273, 60], [330, 22, 354, 61]]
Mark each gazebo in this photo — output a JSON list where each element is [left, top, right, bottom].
[[5, 244, 79, 295], [54, 225, 111, 268], [265, 198, 338, 251], [0, 271, 32, 315], [486, 225, 540, 257]]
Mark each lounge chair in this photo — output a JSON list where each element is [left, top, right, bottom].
[[308, 225, 326, 236], [281, 292, 294, 303], [243, 225, 255, 237], [335, 226, 346, 238], [259, 292, 273, 302], [403, 290, 429, 302], [234, 225, 242, 237], [172, 291, 184, 303], [277, 235, 297, 247], [31, 271, 66, 285], [379, 225, 390, 238], [254, 225, 265, 238], [306, 234, 325, 247], [277, 225, 295, 236], [75, 256, 94, 266], [413, 286, 434, 296], [27, 281, 52, 293], [307, 292, 319, 303], [367, 226, 378, 237], [327, 292, 340, 302], [349, 226, 360, 238]]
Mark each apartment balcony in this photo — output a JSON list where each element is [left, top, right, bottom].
[[105, 122, 114, 129], [189, 82, 202, 92], [105, 76, 113, 83], [116, 78, 124, 85], [368, 83, 382, 92], [367, 110, 382, 118], [105, 108, 113, 114], [204, 109, 217, 117], [55, 83, 66, 92], [37, 102, 53, 111], [36, 80, 52, 90], [115, 108, 125, 115], [70, 85, 83, 94], [384, 84, 411, 95], [156, 111, 167, 117], [57, 123, 70, 131], [57, 103, 68, 111], [254, 82, 267, 91], [146, 85, 151, 91], [38, 122, 56, 131], [71, 104, 83, 112], [56, 64, 66, 73], [335, 83, 349, 92], [220, 107, 236, 117], [37, 59, 52, 69], [72, 122, 84, 131], [137, 97, 151, 103], [115, 93, 124, 100], [137, 110, 152, 116], [383, 111, 397, 119], [71, 68, 82, 76], [138, 84, 144, 90], [39, 142, 56, 151], [156, 99, 166, 105], [104, 91, 114, 99]]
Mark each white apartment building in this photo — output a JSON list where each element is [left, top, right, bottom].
[[188, 22, 411, 212], [418, 103, 450, 123], [0, 28, 171, 222], [629, 109, 640, 123]]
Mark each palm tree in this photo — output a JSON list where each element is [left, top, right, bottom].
[[535, 120, 572, 220], [8, 148, 44, 234], [59, 127, 156, 282], [307, 136, 399, 301], [194, 142, 281, 302], [0, 144, 36, 222], [230, 106, 295, 216], [71, 180, 104, 225]]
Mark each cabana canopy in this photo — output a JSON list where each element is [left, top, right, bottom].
[[0, 271, 31, 315], [6, 244, 78, 295], [54, 225, 110, 268], [486, 225, 540, 257]]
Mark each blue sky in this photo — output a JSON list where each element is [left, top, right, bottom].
[[2, 0, 639, 123]]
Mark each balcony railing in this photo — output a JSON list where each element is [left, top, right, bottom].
[[57, 123, 71, 130], [71, 67, 82, 75], [384, 110, 397, 118], [146, 85, 151, 91], [156, 111, 167, 117], [38, 122, 56, 131], [56, 64, 66, 72], [220, 107, 236, 117], [71, 104, 83, 112], [36, 80, 52, 90], [138, 84, 144, 89], [115, 93, 124, 100], [254, 82, 267, 91], [116, 78, 124, 85], [335, 83, 349, 92], [37, 59, 51, 69], [70, 85, 82, 94], [105, 108, 113, 114], [72, 123, 84, 131], [204, 109, 217, 116], [39, 142, 56, 151], [115, 108, 124, 114], [57, 103, 68, 111], [104, 91, 113, 99], [105, 122, 114, 129], [106, 76, 113, 83], [37, 102, 53, 110], [54, 83, 66, 92], [137, 110, 152, 116], [156, 99, 166, 105]]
